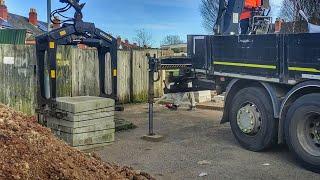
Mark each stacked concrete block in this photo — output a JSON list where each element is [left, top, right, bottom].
[[194, 90, 212, 103], [213, 94, 225, 103], [47, 96, 115, 151]]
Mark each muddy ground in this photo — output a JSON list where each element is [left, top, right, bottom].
[[97, 104, 319, 180]]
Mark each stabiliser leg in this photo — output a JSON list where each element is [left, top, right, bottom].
[[141, 54, 164, 142], [148, 58, 155, 136]]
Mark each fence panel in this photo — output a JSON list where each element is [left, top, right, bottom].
[[0, 44, 172, 114]]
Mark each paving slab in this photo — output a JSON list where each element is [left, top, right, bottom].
[[53, 129, 115, 147], [213, 94, 225, 103], [46, 96, 116, 151], [194, 90, 212, 103], [48, 116, 114, 128], [54, 109, 114, 122], [56, 107, 114, 116], [56, 96, 115, 113], [77, 142, 113, 151], [47, 119, 115, 134]]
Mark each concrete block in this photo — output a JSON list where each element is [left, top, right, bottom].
[[46, 96, 116, 151], [55, 108, 114, 122], [47, 116, 114, 128], [58, 107, 114, 116], [47, 119, 115, 134], [53, 129, 115, 147], [56, 96, 115, 113], [194, 90, 212, 103], [213, 95, 225, 103], [76, 142, 112, 151]]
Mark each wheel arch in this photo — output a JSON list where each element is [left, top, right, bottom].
[[220, 79, 281, 124], [278, 80, 320, 144]]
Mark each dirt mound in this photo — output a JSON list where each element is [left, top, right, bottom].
[[0, 104, 154, 180]]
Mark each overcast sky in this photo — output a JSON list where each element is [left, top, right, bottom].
[[6, 0, 282, 47]]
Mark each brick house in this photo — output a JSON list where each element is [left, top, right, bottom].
[[116, 37, 140, 50], [0, 0, 57, 44]]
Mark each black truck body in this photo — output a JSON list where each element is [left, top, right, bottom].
[[188, 33, 320, 85]]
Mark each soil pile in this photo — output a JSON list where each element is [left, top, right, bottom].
[[0, 104, 154, 180]]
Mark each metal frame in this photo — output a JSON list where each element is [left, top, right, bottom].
[[250, 16, 272, 34], [36, 0, 118, 117]]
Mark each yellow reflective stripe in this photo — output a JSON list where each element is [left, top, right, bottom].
[[214, 61, 276, 69], [50, 70, 56, 79], [59, 30, 67, 36], [213, 61, 320, 73], [113, 69, 117, 77], [288, 67, 320, 73], [49, 42, 55, 49]]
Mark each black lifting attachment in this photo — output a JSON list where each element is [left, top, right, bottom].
[[36, 0, 119, 118]]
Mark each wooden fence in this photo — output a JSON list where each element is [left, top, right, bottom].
[[0, 44, 171, 114]]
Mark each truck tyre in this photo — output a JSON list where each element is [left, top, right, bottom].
[[285, 93, 320, 173], [229, 87, 277, 151]]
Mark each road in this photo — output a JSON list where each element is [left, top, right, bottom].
[[97, 104, 319, 179]]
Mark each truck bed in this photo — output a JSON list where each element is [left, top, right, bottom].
[[188, 33, 320, 85]]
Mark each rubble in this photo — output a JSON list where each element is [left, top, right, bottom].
[[0, 104, 154, 180]]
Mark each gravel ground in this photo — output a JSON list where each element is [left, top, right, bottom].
[[97, 104, 319, 180]]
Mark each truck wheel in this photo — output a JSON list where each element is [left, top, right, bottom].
[[229, 87, 277, 151], [285, 93, 320, 173]]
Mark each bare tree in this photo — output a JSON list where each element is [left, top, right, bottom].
[[200, 0, 219, 33], [298, 0, 320, 24], [279, 0, 295, 22], [280, 0, 320, 23], [133, 29, 153, 47], [279, 0, 320, 32], [161, 35, 184, 46]]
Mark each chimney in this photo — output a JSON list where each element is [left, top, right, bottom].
[[117, 36, 122, 46], [0, 0, 8, 21], [29, 8, 38, 26], [275, 18, 283, 33], [52, 16, 61, 29]]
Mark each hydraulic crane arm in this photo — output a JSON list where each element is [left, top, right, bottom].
[[59, 0, 85, 13], [214, 0, 245, 35]]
